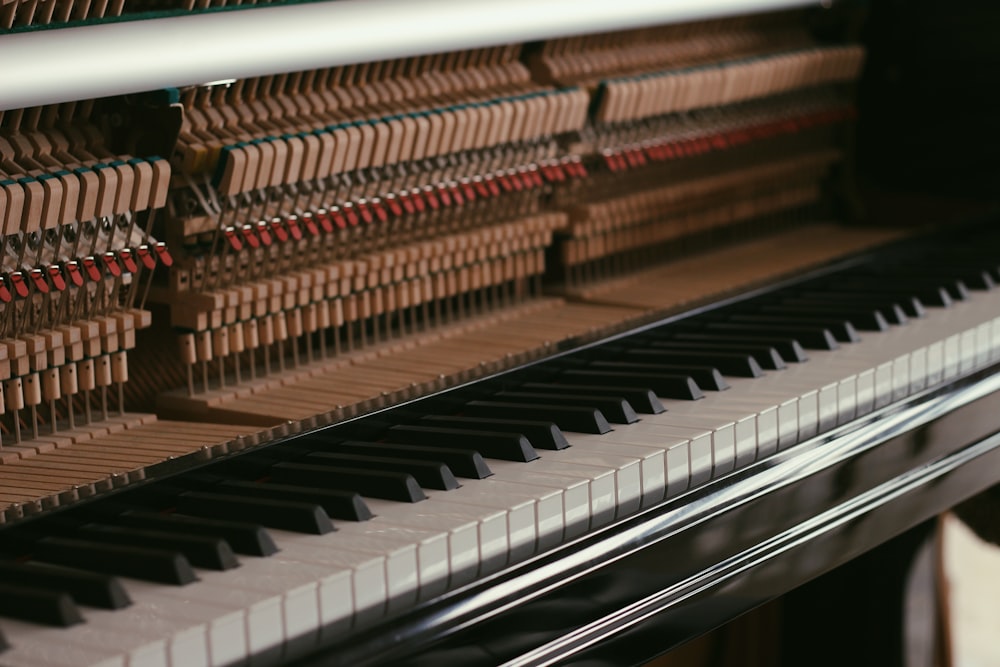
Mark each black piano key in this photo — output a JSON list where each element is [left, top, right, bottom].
[[932, 278, 969, 301], [755, 304, 891, 331], [862, 275, 970, 300], [568, 350, 729, 389], [701, 322, 839, 350], [727, 314, 860, 343], [459, 402, 612, 435], [207, 453, 282, 482], [84, 507, 279, 557], [669, 333, 809, 362], [0, 583, 83, 627], [519, 383, 665, 414], [213, 480, 373, 521], [269, 463, 426, 503], [305, 452, 459, 490], [29, 536, 198, 585], [910, 286, 953, 307], [72, 524, 239, 571], [834, 278, 960, 304], [853, 284, 953, 308], [585, 361, 729, 391], [961, 271, 995, 290], [560, 369, 703, 400], [418, 415, 570, 449], [611, 348, 766, 376], [336, 441, 493, 479], [793, 291, 926, 318], [493, 391, 639, 425], [905, 268, 995, 290], [511, 364, 569, 385], [321, 417, 390, 443], [780, 296, 910, 324], [642, 341, 787, 369], [608, 345, 764, 376], [0, 561, 131, 610], [937, 256, 1000, 283], [388, 423, 544, 458], [176, 491, 336, 534]]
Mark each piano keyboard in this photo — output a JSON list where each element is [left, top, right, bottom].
[[0, 230, 998, 666]]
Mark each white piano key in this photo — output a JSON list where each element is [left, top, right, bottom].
[[909, 346, 927, 392], [0, 619, 128, 667], [567, 430, 695, 500], [817, 381, 840, 431], [538, 448, 645, 518], [974, 321, 992, 366], [891, 355, 909, 403], [712, 380, 805, 450], [991, 317, 1000, 362], [731, 413, 759, 466], [648, 399, 759, 466], [274, 530, 424, 615], [943, 334, 961, 380], [460, 481, 564, 559], [959, 329, 977, 373], [599, 423, 713, 487], [873, 363, 894, 410], [362, 497, 490, 588], [499, 456, 622, 530], [430, 482, 545, 567], [773, 397, 799, 450], [926, 340, 944, 385], [230, 544, 378, 627], [705, 375, 819, 445], [481, 471, 578, 547], [855, 368, 876, 416], [627, 415, 735, 478], [72, 602, 206, 667], [137, 584, 249, 667], [107, 559, 338, 666], [664, 438, 692, 497], [551, 439, 666, 509], [484, 460, 605, 541], [170, 557, 352, 663], [335, 522, 450, 601], [0, 588, 221, 667], [151, 577, 280, 665], [837, 375, 857, 424]]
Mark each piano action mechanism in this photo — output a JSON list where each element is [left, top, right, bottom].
[[0, 0, 998, 664]]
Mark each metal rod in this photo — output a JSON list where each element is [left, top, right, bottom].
[[0, 0, 821, 111]]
